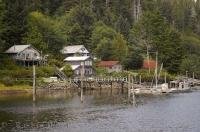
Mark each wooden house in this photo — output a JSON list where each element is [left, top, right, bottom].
[[5, 45, 43, 66], [61, 45, 89, 57], [64, 56, 93, 76], [97, 61, 122, 73]]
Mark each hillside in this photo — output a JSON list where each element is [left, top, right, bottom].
[[0, 0, 200, 76]]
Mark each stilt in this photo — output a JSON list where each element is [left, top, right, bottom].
[[121, 82, 124, 93]]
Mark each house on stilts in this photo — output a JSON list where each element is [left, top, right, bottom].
[[5, 45, 45, 67]]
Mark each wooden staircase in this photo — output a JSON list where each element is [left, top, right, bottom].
[[54, 67, 67, 81]]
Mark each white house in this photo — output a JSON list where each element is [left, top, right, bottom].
[[64, 56, 93, 76], [61, 45, 89, 57]]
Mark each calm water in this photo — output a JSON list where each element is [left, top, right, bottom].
[[0, 88, 200, 132]]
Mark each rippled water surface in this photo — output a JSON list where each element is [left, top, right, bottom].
[[0, 89, 200, 132]]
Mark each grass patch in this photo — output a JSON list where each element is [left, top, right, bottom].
[[0, 83, 32, 91]]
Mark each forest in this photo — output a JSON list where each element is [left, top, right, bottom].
[[0, 0, 200, 77]]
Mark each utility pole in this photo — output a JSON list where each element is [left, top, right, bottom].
[[33, 65, 36, 102]]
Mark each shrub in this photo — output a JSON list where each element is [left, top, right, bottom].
[[48, 59, 64, 67], [1, 77, 15, 86], [36, 66, 55, 77], [63, 64, 73, 77]]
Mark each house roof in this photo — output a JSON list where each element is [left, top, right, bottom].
[[60, 65, 80, 71], [61, 45, 89, 54], [143, 59, 156, 69], [64, 56, 90, 61], [5, 45, 31, 54], [98, 61, 120, 68], [71, 65, 81, 70]]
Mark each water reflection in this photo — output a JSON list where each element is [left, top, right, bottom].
[[0, 88, 200, 132]]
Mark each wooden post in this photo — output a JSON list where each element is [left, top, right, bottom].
[[128, 74, 131, 99], [80, 87, 83, 103], [139, 75, 142, 85], [33, 65, 36, 102], [80, 61, 85, 103], [81, 62, 85, 89], [193, 72, 195, 79], [155, 51, 158, 89], [186, 71, 188, 78]]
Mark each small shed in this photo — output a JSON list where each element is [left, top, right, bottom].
[[97, 61, 122, 73]]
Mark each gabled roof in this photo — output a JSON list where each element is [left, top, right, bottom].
[[64, 56, 90, 61], [5, 45, 31, 54], [60, 65, 80, 71], [98, 61, 120, 68], [71, 65, 81, 70], [61, 45, 89, 54]]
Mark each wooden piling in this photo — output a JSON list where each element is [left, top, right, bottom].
[[128, 74, 131, 99], [33, 65, 36, 102]]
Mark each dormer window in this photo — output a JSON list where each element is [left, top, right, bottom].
[[81, 48, 85, 51]]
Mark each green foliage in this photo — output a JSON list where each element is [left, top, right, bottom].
[[0, 0, 200, 77], [131, 11, 184, 73], [95, 38, 113, 60], [132, 69, 175, 82], [1, 77, 15, 86], [111, 33, 128, 62], [23, 11, 68, 54], [181, 33, 200, 56], [48, 59, 64, 68], [123, 49, 144, 70], [91, 21, 116, 51], [0, 55, 18, 70], [180, 55, 200, 78], [95, 67, 108, 77], [59, 5, 95, 48], [0, 0, 5, 52], [63, 64, 73, 77], [36, 66, 55, 78]]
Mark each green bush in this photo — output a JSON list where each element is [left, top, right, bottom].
[[63, 64, 73, 77], [1, 77, 15, 86], [48, 59, 64, 67], [36, 66, 55, 77]]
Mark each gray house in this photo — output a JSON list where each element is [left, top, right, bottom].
[[5, 45, 43, 66], [61, 45, 89, 57], [64, 56, 93, 76]]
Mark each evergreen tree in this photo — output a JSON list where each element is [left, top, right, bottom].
[[1, 1, 31, 48], [112, 33, 128, 62], [131, 11, 184, 73], [0, 0, 5, 51]]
